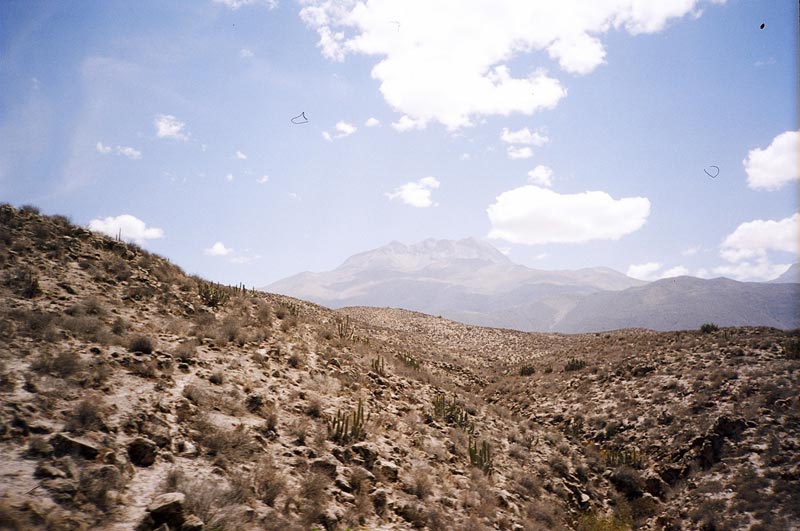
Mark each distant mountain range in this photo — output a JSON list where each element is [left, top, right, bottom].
[[265, 238, 800, 333]]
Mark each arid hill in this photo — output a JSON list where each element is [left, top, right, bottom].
[[1, 203, 798, 531]]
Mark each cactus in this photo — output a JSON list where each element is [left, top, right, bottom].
[[602, 446, 644, 469], [468, 438, 493, 476], [327, 398, 369, 444], [564, 358, 587, 371], [397, 352, 420, 370], [335, 315, 355, 341], [370, 356, 386, 376], [432, 393, 473, 432], [197, 282, 230, 308]]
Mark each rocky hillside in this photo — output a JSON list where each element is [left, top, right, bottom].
[[1, 203, 798, 531]]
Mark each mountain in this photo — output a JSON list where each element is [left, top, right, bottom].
[[555, 276, 800, 332], [267, 239, 800, 333], [771, 263, 800, 284], [266, 238, 645, 331]]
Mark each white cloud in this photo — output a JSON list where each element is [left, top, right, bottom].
[[507, 146, 533, 160], [743, 130, 799, 191], [391, 115, 426, 132], [117, 146, 141, 160], [226, 173, 234, 182], [682, 245, 701, 256], [335, 121, 356, 137], [88, 214, 164, 244], [205, 242, 233, 256], [501, 127, 549, 146], [626, 262, 689, 281], [460, 153, 471, 160], [712, 259, 792, 282], [97, 142, 141, 159], [235, 150, 248, 160], [300, 0, 717, 129], [228, 254, 260, 264], [711, 214, 799, 281], [661, 265, 689, 278], [323, 121, 358, 140], [154, 114, 188, 140], [239, 48, 255, 58], [257, 174, 269, 184], [214, 0, 277, 9], [385, 176, 440, 207], [627, 262, 662, 280], [720, 214, 799, 263], [487, 185, 650, 244], [527, 165, 553, 187], [365, 117, 380, 127]]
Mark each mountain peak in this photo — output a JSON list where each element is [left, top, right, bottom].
[[337, 237, 511, 272]]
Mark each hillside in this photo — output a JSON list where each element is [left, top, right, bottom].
[[1, 203, 799, 531], [266, 240, 798, 333]]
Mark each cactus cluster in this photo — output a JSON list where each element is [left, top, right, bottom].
[[370, 356, 386, 376], [397, 352, 420, 370], [197, 282, 230, 308], [564, 358, 587, 371], [602, 446, 644, 469], [432, 393, 473, 432], [327, 398, 369, 444], [335, 315, 355, 341], [468, 438, 493, 476]]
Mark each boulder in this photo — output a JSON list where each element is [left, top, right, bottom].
[[147, 492, 186, 529], [351, 442, 378, 469], [128, 437, 158, 467], [50, 433, 99, 460]]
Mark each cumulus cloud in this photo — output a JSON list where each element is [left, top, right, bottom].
[[235, 150, 247, 160], [204, 242, 233, 256], [527, 165, 553, 187], [392, 115, 426, 132], [323, 121, 357, 140], [743, 130, 799, 191], [507, 146, 533, 160], [214, 0, 277, 9], [627, 262, 662, 280], [257, 174, 269, 184], [385, 176, 440, 207], [365, 117, 380, 127], [300, 0, 717, 129], [626, 262, 689, 281], [711, 214, 799, 281], [154, 114, 188, 140], [239, 48, 255, 58], [97, 142, 142, 159], [501, 127, 549, 146], [226, 173, 234, 182], [116, 146, 141, 159], [487, 185, 650, 244], [720, 214, 799, 263], [682, 245, 701, 256], [88, 214, 164, 244]]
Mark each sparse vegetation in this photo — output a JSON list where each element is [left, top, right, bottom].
[[565, 358, 587, 371], [128, 334, 155, 353], [700, 323, 719, 334], [327, 397, 368, 443]]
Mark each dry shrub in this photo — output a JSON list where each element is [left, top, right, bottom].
[[66, 398, 106, 433], [299, 472, 332, 526], [31, 351, 84, 378], [216, 316, 243, 346], [192, 416, 256, 460], [128, 335, 154, 354], [407, 468, 433, 500], [62, 315, 110, 344], [174, 339, 198, 362], [163, 468, 252, 531], [13, 308, 58, 341], [209, 370, 224, 385], [253, 457, 286, 506]]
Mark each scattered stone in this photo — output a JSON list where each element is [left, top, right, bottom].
[[310, 456, 339, 479], [146, 492, 186, 530], [376, 459, 398, 482]]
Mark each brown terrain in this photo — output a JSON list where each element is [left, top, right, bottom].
[[0, 203, 798, 531]]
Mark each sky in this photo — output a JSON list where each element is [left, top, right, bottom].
[[1, 0, 798, 287]]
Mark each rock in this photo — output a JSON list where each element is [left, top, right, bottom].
[[372, 488, 388, 515], [319, 505, 344, 531], [713, 416, 746, 438], [352, 442, 378, 469], [34, 463, 66, 479], [181, 514, 204, 531], [310, 457, 339, 479], [376, 459, 398, 482], [147, 492, 186, 529], [41, 479, 77, 503], [50, 433, 100, 460], [128, 437, 158, 467]]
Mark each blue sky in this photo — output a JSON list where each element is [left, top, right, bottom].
[[1, 0, 797, 286]]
